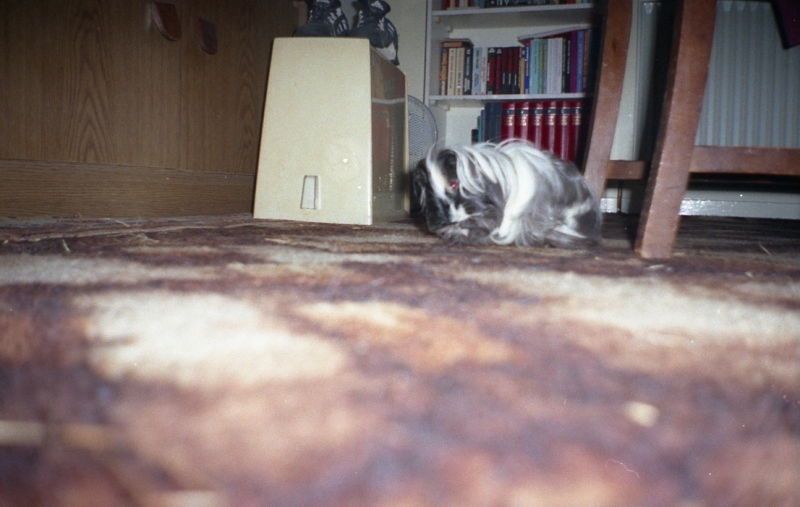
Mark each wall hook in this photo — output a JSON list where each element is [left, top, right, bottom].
[[150, 2, 181, 41], [193, 16, 218, 55]]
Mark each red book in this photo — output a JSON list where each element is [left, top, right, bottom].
[[501, 102, 516, 141], [528, 101, 545, 150], [542, 101, 559, 153], [500, 47, 509, 95], [557, 101, 572, 161], [514, 101, 530, 140], [569, 100, 586, 164]]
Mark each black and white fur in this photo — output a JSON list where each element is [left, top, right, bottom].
[[411, 140, 602, 249]]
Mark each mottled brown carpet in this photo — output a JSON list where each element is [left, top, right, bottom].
[[0, 213, 798, 507]]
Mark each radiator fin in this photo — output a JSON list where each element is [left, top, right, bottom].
[[697, 1, 800, 148]]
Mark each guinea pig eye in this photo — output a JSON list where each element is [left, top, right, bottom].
[[449, 180, 459, 191]]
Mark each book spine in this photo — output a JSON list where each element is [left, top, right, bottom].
[[545, 39, 555, 94], [510, 48, 516, 95], [483, 47, 489, 96], [570, 100, 585, 163], [553, 38, 564, 94], [538, 39, 546, 94], [506, 47, 514, 95], [558, 37, 565, 93], [530, 40, 538, 94], [455, 47, 465, 95], [544, 40, 551, 94], [499, 47, 508, 95], [487, 47, 497, 95], [531, 42, 537, 93], [447, 48, 457, 95], [576, 29, 585, 93], [472, 47, 481, 95], [585, 27, 597, 94], [474, 48, 482, 95], [463, 46, 473, 95], [495, 47, 504, 95], [523, 43, 530, 94], [510, 47, 518, 94], [489, 102, 503, 143], [490, 0, 554, 4], [557, 100, 571, 160], [515, 101, 530, 140], [501, 102, 516, 141], [439, 46, 449, 95], [563, 35, 571, 93], [569, 30, 579, 93], [542, 100, 558, 153], [528, 101, 545, 149]]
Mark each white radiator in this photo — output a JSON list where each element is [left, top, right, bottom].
[[697, 1, 800, 148], [612, 0, 800, 159]]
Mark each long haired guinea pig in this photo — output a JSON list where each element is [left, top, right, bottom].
[[411, 140, 602, 249]]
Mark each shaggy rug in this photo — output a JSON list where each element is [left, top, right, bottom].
[[0, 213, 798, 507]]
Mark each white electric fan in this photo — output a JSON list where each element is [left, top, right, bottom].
[[407, 95, 438, 167]]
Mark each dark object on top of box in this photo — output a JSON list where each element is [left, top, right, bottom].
[[773, 0, 800, 48]]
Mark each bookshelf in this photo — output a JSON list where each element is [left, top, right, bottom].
[[423, 0, 602, 146]]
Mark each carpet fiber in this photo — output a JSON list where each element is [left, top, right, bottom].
[[1, 213, 798, 507]]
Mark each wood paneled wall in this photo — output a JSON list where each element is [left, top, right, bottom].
[[0, 0, 298, 218]]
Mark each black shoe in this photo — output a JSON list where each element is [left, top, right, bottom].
[[295, 0, 350, 37], [350, 0, 399, 65]]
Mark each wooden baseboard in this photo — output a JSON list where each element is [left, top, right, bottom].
[[0, 160, 255, 218]]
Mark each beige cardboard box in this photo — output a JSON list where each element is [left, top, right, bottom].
[[253, 38, 407, 225]]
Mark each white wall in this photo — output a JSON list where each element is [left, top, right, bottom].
[[341, 1, 428, 99]]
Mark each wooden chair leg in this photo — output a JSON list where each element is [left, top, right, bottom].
[[634, 0, 717, 259], [582, 0, 633, 201]]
